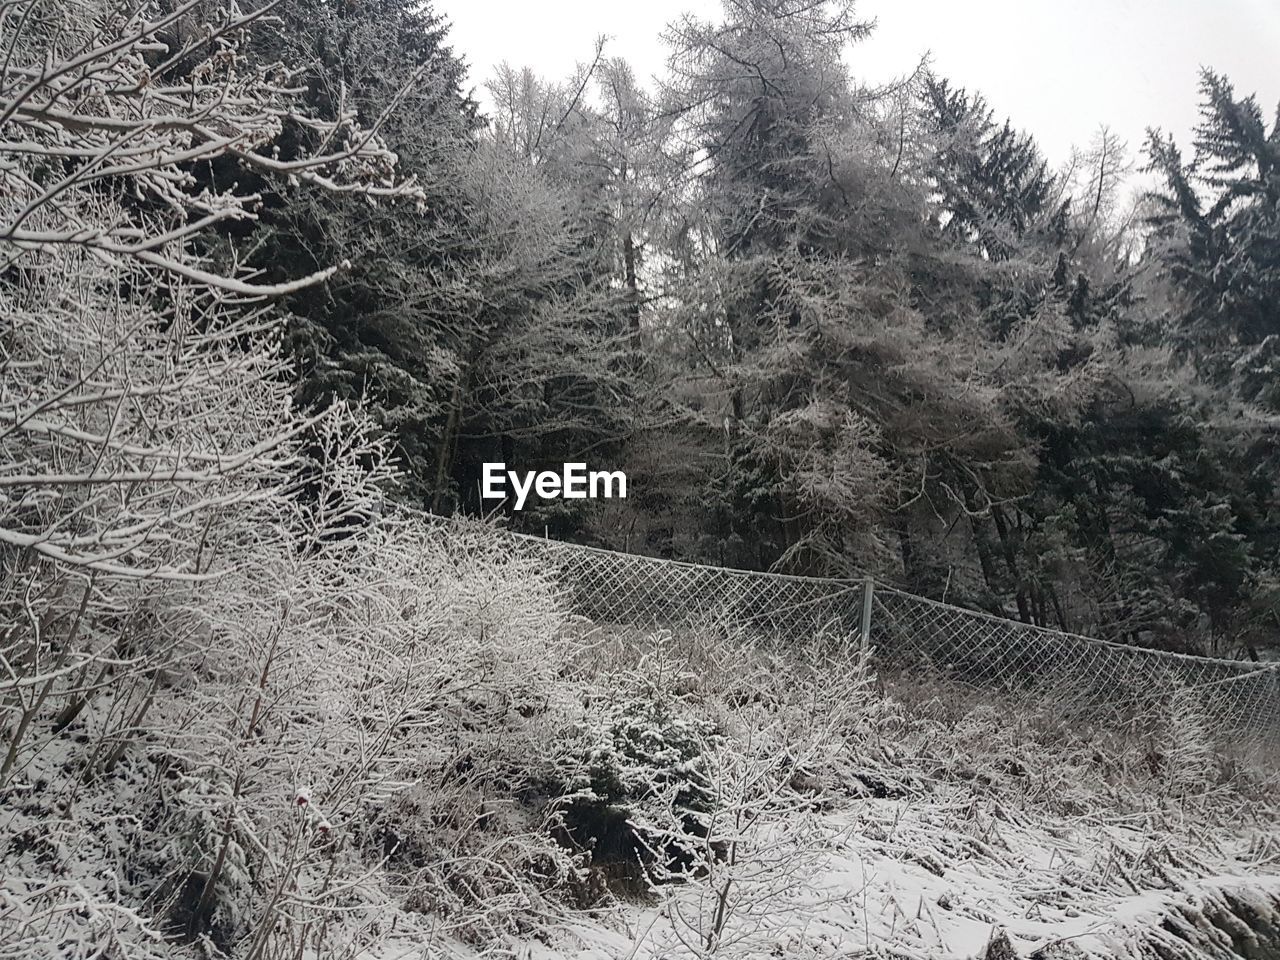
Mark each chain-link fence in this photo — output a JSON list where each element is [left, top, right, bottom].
[[418, 514, 1280, 746]]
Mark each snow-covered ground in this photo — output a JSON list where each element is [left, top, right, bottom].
[[512, 795, 1280, 959]]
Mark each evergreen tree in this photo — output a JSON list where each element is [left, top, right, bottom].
[[1146, 70, 1280, 371], [921, 77, 1065, 261]]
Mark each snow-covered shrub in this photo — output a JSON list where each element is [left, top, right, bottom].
[[0, 879, 172, 960], [315, 518, 603, 943], [549, 669, 723, 884], [1149, 686, 1222, 796], [585, 696, 720, 811], [0, 0, 452, 954], [532, 623, 879, 954], [603, 626, 872, 957], [155, 509, 586, 940]]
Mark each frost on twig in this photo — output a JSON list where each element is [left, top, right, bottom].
[[0, 0, 418, 285]]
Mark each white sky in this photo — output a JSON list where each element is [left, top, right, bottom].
[[438, 0, 1280, 179]]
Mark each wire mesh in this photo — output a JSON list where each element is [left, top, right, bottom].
[[414, 513, 1280, 746]]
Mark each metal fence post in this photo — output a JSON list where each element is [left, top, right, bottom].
[[859, 577, 874, 669]]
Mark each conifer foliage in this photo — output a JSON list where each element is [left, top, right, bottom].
[[220, 0, 1280, 658]]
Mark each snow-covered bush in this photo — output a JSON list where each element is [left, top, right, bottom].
[[318, 518, 598, 944], [139, 513, 586, 952], [580, 695, 720, 812], [548, 652, 723, 885], [0, 0, 410, 789], [647, 630, 871, 956], [534, 624, 877, 956], [0, 0, 445, 954], [1148, 686, 1223, 796]]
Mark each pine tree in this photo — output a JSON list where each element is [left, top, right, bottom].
[[1145, 70, 1280, 369], [921, 77, 1066, 261]]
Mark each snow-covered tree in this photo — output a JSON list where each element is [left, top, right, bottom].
[[0, 0, 431, 950]]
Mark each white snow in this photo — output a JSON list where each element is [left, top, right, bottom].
[[499, 795, 1280, 959]]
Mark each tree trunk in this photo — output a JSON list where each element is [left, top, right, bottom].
[[991, 505, 1032, 623], [623, 231, 640, 353], [431, 366, 470, 513]]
